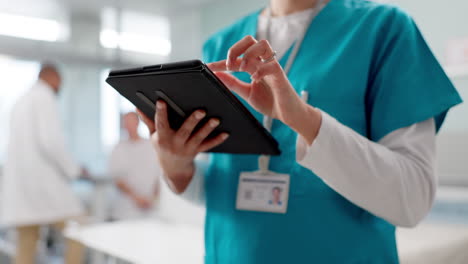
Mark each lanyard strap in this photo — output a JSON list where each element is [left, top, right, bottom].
[[258, 0, 326, 173]]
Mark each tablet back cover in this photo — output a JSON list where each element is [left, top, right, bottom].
[[106, 61, 280, 155]]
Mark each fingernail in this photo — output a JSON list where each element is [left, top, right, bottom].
[[156, 101, 164, 109], [251, 73, 258, 80], [195, 111, 206, 119], [210, 119, 220, 127], [221, 133, 229, 140]]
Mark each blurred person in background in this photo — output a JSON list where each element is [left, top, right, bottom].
[[109, 112, 161, 220], [0, 63, 87, 264]]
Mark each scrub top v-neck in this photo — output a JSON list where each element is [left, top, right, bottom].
[[201, 0, 462, 263]]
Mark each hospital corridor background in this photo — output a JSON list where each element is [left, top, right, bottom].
[[0, 0, 468, 263]]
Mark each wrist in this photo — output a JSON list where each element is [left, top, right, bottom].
[[164, 161, 195, 193], [288, 101, 322, 145], [166, 160, 194, 180], [129, 192, 140, 201]]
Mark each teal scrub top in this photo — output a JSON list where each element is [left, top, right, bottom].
[[201, 0, 462, 263]]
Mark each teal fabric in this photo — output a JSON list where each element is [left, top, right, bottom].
[[201, 0, 463, 263]]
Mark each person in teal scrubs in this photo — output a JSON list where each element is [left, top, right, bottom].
[[138, 0, 462, 263]]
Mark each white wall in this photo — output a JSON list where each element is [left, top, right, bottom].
[[200, 0, 266, 41], [436, 76, 468, 185], [169, 10, 203, 60], [391, 0, 468, 64], [59, 64, 106, 172]]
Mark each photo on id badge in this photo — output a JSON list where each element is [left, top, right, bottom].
[[236, 172, 290, 214], [268, 186, 283, 206]]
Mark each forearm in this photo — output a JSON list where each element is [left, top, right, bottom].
[[116, 179, 138, 199]]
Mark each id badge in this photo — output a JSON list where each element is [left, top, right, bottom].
[[236, 171, 290, 214]]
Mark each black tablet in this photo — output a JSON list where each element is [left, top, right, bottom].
[[106, 59, 280, 155]]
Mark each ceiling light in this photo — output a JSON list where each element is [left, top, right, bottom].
[[0, 13, 66, 42]]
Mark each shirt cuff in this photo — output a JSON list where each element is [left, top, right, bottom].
[[179, 159, 206, 206], [296, 110, 336, 168]]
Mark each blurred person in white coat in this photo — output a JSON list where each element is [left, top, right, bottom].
[[109, 112, 161, 220], [0, 64, 86, 264]]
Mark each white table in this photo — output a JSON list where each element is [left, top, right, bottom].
[[396, 186, 468, 264], [67, 219, 468, 264], [67, 183, 468, 264], [397, 224, 468, 264], [65, 219, 204, 264]]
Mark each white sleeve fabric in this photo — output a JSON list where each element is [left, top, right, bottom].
[[297, 111, 436, 227], [179, 159, 207, 206], [35, 91, 81, 180]]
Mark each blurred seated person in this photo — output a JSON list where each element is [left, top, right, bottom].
[[109, 112, 161, 220], [0, 63, 87, 264]]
